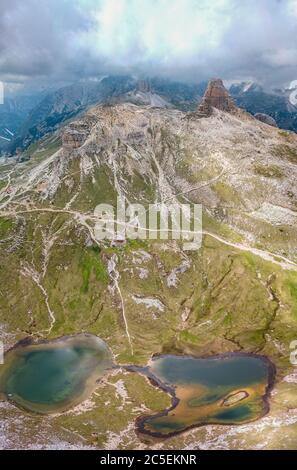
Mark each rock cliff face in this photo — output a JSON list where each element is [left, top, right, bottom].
[[197, 79, 236, 116], [62, 127, 87, 151], [62, 116, 97, 151], [136, 79, 151, 93]]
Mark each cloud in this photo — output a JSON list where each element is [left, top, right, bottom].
[[0, 0, 297, 87], [0, 0, 92, 80]]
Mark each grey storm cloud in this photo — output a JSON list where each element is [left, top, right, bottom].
[[0, 0, 297, 87]]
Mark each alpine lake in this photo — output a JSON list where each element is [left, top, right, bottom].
[[0, 334, 275, 438]]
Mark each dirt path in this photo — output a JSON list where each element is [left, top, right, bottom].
[[1, 205, 297, 272]]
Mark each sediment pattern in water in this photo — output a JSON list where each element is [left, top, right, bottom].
[[136, 353, 275, 438], [0, 334, 113, 414], [0, 336, 275, 439]]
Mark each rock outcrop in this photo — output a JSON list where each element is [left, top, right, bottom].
[[62, 116, 96, 151], [254, 113, 278, 128], [63, 127, 87, 151], [197, 79, 236, 117], [136, 79, 151, 93]]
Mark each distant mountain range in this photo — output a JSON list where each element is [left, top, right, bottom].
[[1, 76, 297, 157], [0, 93, 42, 150], [229, 81, 297, 133]]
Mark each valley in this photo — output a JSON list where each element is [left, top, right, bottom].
[[0, 80, 297, 449]]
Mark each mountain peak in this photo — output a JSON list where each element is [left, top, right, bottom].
[[197, 78, 236, 116], [136, 79, 151, 93]]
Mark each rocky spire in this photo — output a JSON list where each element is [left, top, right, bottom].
[[197, 79, 236, 117], [136, 79, 151, 93]]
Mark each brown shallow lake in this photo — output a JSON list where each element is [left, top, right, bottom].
[[136, 353, 275, 438]]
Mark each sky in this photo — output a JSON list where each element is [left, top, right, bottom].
[[1, 0, 297, 91]]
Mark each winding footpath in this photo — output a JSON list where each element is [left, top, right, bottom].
[[1, 205, 297, 272]]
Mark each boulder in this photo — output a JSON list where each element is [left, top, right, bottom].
[[254, 113, 278, 128]]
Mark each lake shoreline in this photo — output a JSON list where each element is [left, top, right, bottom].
[[0, 333, 114, 415], [125, 352, 276, 440], [1, 334, 277, 440]]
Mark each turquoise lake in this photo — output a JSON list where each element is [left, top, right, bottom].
[[0, 334, 113, 413]]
